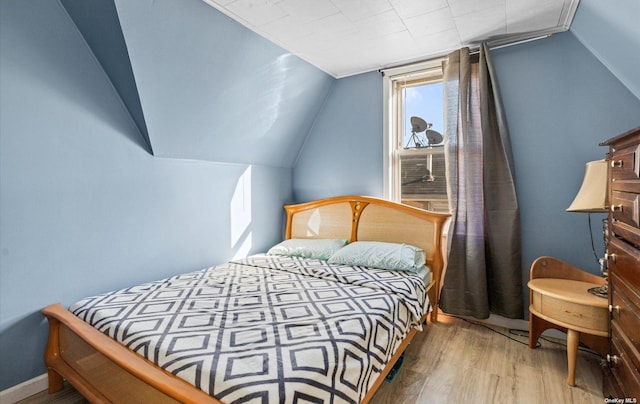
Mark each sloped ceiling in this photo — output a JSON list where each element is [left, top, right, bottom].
[[61, 0, 334, 168], [61, 0, 638, 168], [570, 0, 640, 100], [61, 0, 152, 155]]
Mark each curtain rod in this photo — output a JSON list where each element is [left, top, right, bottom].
[[380, 33, 552, 75], [470, 33, 553, 55]]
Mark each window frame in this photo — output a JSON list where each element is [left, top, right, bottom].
[[382, 59, 446, 208]]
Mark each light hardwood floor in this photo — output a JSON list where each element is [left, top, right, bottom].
[[18, 315, 603, 404], [371, 315, 603, 404]]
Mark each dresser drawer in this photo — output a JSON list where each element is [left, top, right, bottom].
[[610, 141, 640, 193], [607, 238, 640, 298], [610, 142, 640, 182], [610, 323, 640, 400], [611, 191, 640, 228], [612, 220, 640, 248], [611, 272, 640, 357]]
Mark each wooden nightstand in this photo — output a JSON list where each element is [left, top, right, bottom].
[[527, 257, 608, 386]]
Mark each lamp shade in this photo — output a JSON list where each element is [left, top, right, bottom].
[[567, 159, 609, 212]]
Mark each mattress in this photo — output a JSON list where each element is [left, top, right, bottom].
[[70, 254, 429, 403]]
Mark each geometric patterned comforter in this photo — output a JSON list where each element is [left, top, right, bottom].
[[69, 254, 429, 403]]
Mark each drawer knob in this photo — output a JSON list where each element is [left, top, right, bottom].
[[605, 253, 617, 263], [610, 204, 623, 212], [611, 160, 623, 168], [608, 304, 621, 315], [607, 354, 620, 366]]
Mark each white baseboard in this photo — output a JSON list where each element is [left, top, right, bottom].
[[0, 373, 48, 404]]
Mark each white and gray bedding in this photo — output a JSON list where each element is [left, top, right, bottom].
[[70, 254, 430, 403]]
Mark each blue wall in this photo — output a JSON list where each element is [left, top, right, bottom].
[[293, 72, 383, 202], [491, 32, 640, 302], [0, 0, 328, 389], [293, 32, 640, 315]]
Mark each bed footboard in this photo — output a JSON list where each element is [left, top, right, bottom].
[[43, 303, 222, 404]]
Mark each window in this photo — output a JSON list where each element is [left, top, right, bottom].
[[383, 61, 448, 212]]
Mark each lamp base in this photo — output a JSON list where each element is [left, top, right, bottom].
[[588, 284, 608, 298]]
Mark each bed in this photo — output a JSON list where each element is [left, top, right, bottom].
[[42, 195, 450, 403]]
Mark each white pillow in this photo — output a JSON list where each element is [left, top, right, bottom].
[[267, 238, 348, 260], [327, 241, 425, 272]]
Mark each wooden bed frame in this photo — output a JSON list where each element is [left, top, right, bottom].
[[42, 195, 450, 403]]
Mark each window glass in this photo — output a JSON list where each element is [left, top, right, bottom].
[[392, 76, 448, 212], [401, 82, 444, 149]]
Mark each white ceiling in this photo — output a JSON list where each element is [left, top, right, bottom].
[[202, 0, 580, 78]]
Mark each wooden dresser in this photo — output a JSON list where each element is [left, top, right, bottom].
[[601, 126, 640, 400]]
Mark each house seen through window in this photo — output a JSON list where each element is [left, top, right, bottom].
[[388, 67, 448, 213]]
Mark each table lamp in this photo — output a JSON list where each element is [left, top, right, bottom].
[[567, 159, 609, 297]]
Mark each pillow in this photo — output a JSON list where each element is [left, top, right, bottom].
[[327, 241, 426, 272], [267, 238, 348, 260]]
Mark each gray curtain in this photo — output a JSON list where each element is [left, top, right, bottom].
[[440, 44, 523, 319]]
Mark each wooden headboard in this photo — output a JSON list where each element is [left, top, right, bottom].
[[284, 195, 451, 322]]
